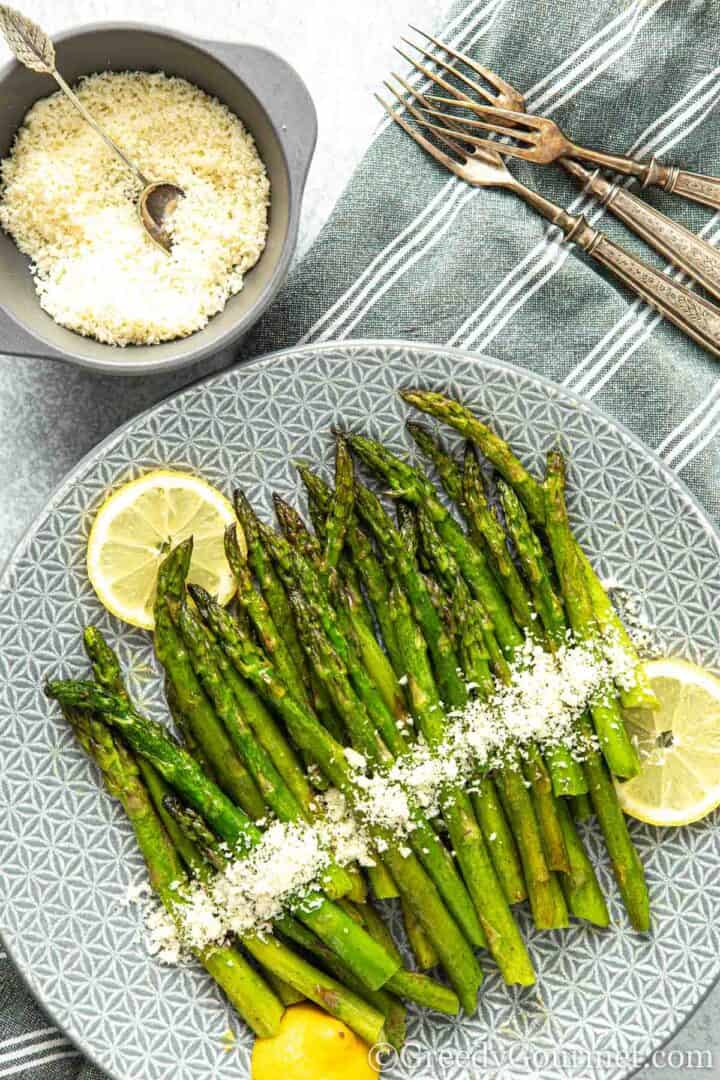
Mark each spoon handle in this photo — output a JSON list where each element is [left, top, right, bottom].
[[51, 70, 150, 189]]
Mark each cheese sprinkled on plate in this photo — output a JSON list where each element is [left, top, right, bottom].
[[0, 71, 270, 346]]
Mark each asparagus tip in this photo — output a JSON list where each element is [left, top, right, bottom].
[[187, 582, 211, 610]]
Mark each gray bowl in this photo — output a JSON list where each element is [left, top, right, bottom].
[[0, 23, 317, 375]]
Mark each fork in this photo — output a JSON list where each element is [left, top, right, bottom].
[[399, 28, 720, 305], [378, 72, 720, 360], [428, 97, 720, 211]]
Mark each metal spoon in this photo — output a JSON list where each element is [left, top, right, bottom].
[[0, 4, 184, 252]]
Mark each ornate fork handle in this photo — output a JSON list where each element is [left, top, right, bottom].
[[545, 204, 720, 360], [572, 147, 720, 211], [561, 160, 720, 303], [643, 161, 720, 211]]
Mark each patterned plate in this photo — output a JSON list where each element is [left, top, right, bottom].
[[1, 340, 720, 1080]]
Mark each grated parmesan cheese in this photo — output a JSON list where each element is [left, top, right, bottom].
[[0, 71, 270, 347], [128, 630, 639, 960]]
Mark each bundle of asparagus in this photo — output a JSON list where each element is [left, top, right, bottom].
[[45, 390, 653, 1050]]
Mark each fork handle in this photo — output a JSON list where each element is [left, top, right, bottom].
[[548, 206, 720, 360], [562, 160, 720, 303], [573, 147, 720, 211], [653, 166, 720, 211]]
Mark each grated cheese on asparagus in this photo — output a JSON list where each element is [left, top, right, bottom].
[[129, 631, 634, 959], [0, 72, 270, 347]]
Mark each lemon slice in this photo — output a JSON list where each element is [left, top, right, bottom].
[[616, 657, 720, 826], [87, 470, 237, 630], [252, 1004, 379, 1080]]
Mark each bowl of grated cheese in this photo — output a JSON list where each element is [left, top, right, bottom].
[[0, 23, 317, 374]]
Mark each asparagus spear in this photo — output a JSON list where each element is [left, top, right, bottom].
[[344, 903, 459, 1014], [388, 582, 535, 986], [581, 735, 650, 931], [416, 509, 499, 685], [349, 903, 455, 1013], [523, 747, 571, 873], [286, 546, 411, 757], [296, 463, 405, 679], [497, 471, 649, 928], [555, 798, 610, 926], [498, 481, 566, 645], [233, 491, 311, 684], [46, 679, 401, 993], [164, 676, 218, 781], [410, 430, 586, 796], [262, 523, 407, 725], [346, 432, 523, 657], [171, 799, 455, 1020], [544, 451, 640, 779], [572, 793, 594, 821], [323, 436, 355, 571], [462, 444, 537, 635], [153, 542, 266, 818], [400, 388, 658, 710], [417, 514, 569, 930], [353, 479, 468, 709], [236, 493, 346, 749], [225, 524, 313, 710], [175, 598, 363, 903], [205, 635, 313, 812], [276, 918, 409, 1048], [280, 486, 377, 645], [63, 705, 285, 1038], [285, 588, 488, 955], [470, 776, 526, 906], [160, 797, 391, 1040], [189, 587, 483, 1014], [348, 438, 581, 851], [274, 493, 323, 559], [407, 420, 465, 504], [229, 522, 342, 789], [401, 898, 440, 970], [176, 603, 307, 820], [175, 602, 357, 904]]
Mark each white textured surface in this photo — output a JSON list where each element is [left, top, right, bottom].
[[0, 4, 717, 1078]]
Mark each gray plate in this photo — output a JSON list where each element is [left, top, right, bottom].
[[1, 340, 719, 1080]]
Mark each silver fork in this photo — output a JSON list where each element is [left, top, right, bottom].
[[378, 60, 720, 361], [396, 28, 720, 306]]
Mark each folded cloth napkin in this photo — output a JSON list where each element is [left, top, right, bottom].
[[3, 0, 720, 1075]]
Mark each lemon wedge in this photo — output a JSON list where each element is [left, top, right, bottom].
[[252, 1004, 378, 1080], [86, 470, 237, 630], [616, 657, 720, 826]]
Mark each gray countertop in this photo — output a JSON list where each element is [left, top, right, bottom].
[[0, 2, 716, 1077]]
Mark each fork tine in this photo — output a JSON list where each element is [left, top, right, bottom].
[[448, 134, 536, 161], [431, 98, 540, 127], [386, 75, 469, 156], [375, 93, 468, 179], [385, 78, 468, 157], [394, 45, 468, 102], [384, 79, 471, 148], [408, 25, 523, 103], [419, 105, 532, 143], [400, 35, 498, 105], [409, 114, 501, 150]]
